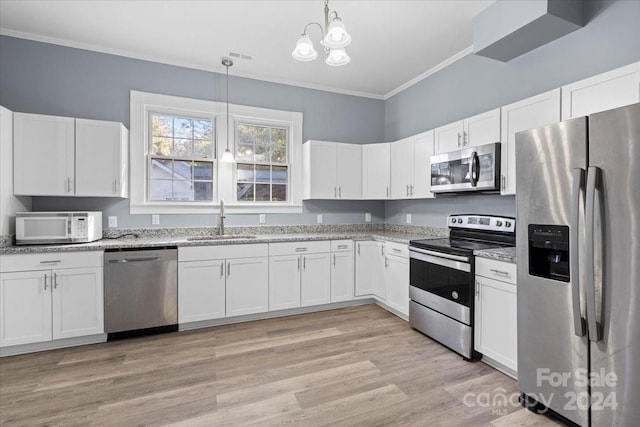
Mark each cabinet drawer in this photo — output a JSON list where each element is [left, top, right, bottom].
[[384, 241, 408, 258], [331, 240, 353, 252], [0, 251, 103, 273], [269, 240, 330, 256], [179, 244, 268, 262], [476, 257, 516, 284]]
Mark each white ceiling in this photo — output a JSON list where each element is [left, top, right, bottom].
[[0, 0, 494, 99]]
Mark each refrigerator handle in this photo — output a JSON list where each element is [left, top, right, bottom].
[[585, 166, 602, 342], [570, 168, 586, 337]]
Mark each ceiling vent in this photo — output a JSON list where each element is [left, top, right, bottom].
[[227, 51, 252, 61]]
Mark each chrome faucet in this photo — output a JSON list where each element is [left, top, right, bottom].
[[219, 199, 225, 236]]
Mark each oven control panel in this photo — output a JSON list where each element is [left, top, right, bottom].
[[448, 215, 515, 233]]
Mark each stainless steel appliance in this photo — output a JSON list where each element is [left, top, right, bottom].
[[516, 103, 640, 426], [15, 211, 102, 245], [104, 247, 178, 338], [409, 215, 515, 359], [430, 142, 501, 193]]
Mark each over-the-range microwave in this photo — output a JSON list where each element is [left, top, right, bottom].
[[15, 212, 102, 245], [430, 142, 501, 194]]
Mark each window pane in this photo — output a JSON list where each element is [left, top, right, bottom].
[[236, 143, 254, 162], [255, 165, 270, 183], [271, 128, 287, 163], [255, 184, 271, 201], [272, 166, 288, 184], [272, 184, 287, 201], [174, 117, 193, 138], [193, 161, 213, 180], [254, 142, 269, 163], [150, 179, 174, 201], [193, 139, 213, 158], [172, 180, 194, 201], [194, 181, 213, 201], [237, 164, 254, 182], [152, 115, 173, 137], [237, 183, 254, 201], [172, 139, 192, 157], [193, 119, 212, 139], [152, 137, 172, 156], [151, 158, 173, 179], [173, 160, 192, 180]]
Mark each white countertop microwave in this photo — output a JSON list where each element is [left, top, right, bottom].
[[15, 211, 102, 245]]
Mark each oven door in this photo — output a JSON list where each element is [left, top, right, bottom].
[[409, 247, 473, 325], [430, 142, 500, 193]]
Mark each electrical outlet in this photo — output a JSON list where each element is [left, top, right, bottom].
[[108, 216, 117, 228], [317, 214, 323, 224], [152, 214, 160, 225], [259, 214, 266, 224], [406, 213, 412, 224], [365, 212, 371, 223]]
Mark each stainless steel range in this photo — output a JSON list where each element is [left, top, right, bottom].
[[409, 215, 515, 359]]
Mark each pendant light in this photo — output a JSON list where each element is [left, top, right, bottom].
[[220, 57, 235, 163]]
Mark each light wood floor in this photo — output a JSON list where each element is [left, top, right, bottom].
[[0, 305, 563, 426]]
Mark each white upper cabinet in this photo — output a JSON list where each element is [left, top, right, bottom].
[[303, 140, 362, 200], [500, 89, 561, 195], [390, 130, 435, 199], [13, 112, 129, 198], [561, 62, 640, 120], [14, 113, 75, 196], [75, 119, 129, 198], [434, 108, 501, 154], [362, 143, 391, 199]]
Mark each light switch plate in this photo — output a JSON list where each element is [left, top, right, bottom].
[[406, 213, 412, 224], [317, 214, 323, 224], [108, 216, 117, 228], [365, 212, 371, 223], [259, 214, 266, 224], [152, 214, 160, 225]]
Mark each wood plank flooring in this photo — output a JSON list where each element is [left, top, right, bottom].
[[0, 304, 563, 426]]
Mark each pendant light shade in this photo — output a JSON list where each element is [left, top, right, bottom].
[[324, 19, 351, 49], [220, 58, 235, 164], [326, 48, 350, 67], [292, 34, 318, 61], [220, 148, 235, 163]]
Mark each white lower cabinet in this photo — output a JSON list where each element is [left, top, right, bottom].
[[354, 240, 384, 296], [268, 255, 301, 311], [330, 240, 354, 302], [474, 257, 517, 376], [301, 253, 331, 307], [384, 244, 409, 317], [0, 252, 104, 348], [178, 244, 269, 321]]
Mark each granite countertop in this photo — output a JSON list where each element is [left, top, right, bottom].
[[0, 225, 448, 255], [474, 246, 517, 263]]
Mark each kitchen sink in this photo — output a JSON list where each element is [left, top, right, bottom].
[[186, 235, 257, 241]]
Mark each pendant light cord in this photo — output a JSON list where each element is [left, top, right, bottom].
[[226, 61, 229, 152]]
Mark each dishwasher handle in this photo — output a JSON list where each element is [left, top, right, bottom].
[[108, 257, 160, 263]]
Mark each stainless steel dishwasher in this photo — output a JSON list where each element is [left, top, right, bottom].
[[104, 247, 178, 339]]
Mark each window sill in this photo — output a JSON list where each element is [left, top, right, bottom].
[[130, 203, 303, 215]]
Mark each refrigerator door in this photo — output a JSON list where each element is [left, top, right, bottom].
[[515, 118, 588, 426], [587, 103, 640, 426]]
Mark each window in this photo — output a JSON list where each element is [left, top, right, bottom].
[[236, 123, 289, 202], [130, 91, 303, 214], [149, 113, 214, 201]]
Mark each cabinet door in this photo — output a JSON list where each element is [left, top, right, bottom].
[[13, 113, 75, 196], [76, 119, 128, 198], [474, 276, 517, 372], [362, 143, 391, 199], [269, 255, 301, 311], [500, 89, 561, 195], [464, 108, 500, 148], [0, 271, 52, 347], [52, 267, 104, 340], [561, 62, 640, 120], [178, 260, 226, 323], [434, 120, 464, 154], [331, 251, 354, 303], [385, 254, 409, 317], [412, 130, 435, 199], [354, 241, 375, 296], [336, 143, 362, 199], [226, 257, 269, 317], [390, 137, 414, 199], [301, 253, 331, 307], [303, 141, 337, 199]]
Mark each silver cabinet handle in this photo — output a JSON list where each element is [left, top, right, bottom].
[[457, 132, 461, 147], [489, 269, 510, 276], [406, 185, 409, 197], [392, 248, 401, 253], [385, 257, 388, 268], [381, 245, 385, 256], [220, 262, 224, 278], [298, 256, 301, 271], [463, 131, 468, 146], [475, 280, 480, 297], [40, 260, 61, 264], [303, 256, 306, 270], [334, 187, 337, 198], [386, 186, 389, 198], [53, 272, 59, 289], [409, 185, 414, 196], [226, 261, 231, 276], [337, 244, 348, 249], [66, 177, 72, 193], [339, 187, 341, 198], [333, 253, 336, 267], [570, 168, 586, 337], [44, 273, 48, 290], [585, 166, 602, 342], [501, 175, 506, 191], [295, 247, 307, 252]]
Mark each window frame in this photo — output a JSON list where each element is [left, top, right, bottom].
[[130, 90, 303, 214]]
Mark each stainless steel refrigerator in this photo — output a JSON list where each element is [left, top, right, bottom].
[[515, 103, 640, 426]]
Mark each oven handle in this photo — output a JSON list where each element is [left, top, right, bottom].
[[409, 248, 471, 272], [409, 247, 469, 262]]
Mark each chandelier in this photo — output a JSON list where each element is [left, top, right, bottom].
[[292, 0, 352, 66]]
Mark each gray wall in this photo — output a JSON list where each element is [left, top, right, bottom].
[[0, 36, 386, 228], [384, 0, 640, 227]]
